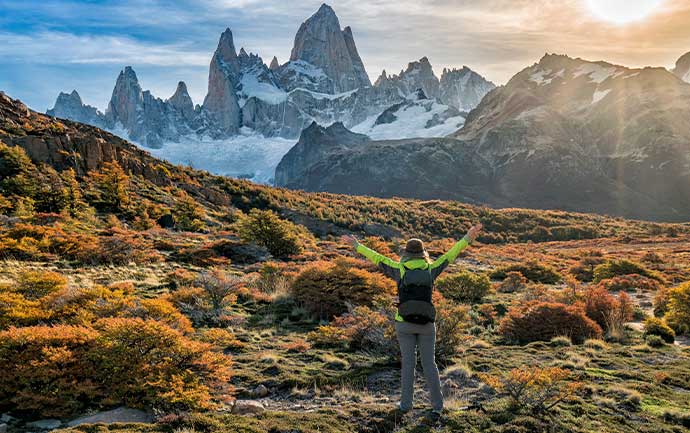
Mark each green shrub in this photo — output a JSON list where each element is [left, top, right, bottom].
[[592, 260, 662, 283], [491, 261, 562, 284], [174, 191, 206, 232], [436, 270, 492, 302], [645, 334, 665, 348], [664, 282, 690, 335], [236, 209, 307, 258], [643, 317, 675, 343]]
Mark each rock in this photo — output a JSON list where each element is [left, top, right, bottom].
[[167, 81, 195, 121], [252, 384, 269, 398], [202, 28, 242, 135], [47, 90, 105, 129], [105, 66, 143, 133], [25, 419, 62, 430], [288, 3, 370, 93], [269, 56, 280, 71], [0, 415, 15, 423], [0, 423, 7, 433], [231, 400, 265, 415], [67, 407, 153, 427], [439, 66, 496, 111]]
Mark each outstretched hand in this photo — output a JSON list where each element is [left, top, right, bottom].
[[465, 223, 483, 242], [341, 234, 358, 248]]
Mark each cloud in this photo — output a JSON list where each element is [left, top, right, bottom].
[[0, 31, 210, 66]]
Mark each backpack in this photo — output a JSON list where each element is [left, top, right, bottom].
[[397, 262, 436, 324]]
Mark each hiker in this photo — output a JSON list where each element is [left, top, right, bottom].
[[342, 224, 483, 415]]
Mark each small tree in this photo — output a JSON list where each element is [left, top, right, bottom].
[[90, 161, 131, 212], [174, 191, 206, 232], [236, 209, 305, 258], [665, 282, 690, 335], [436, 270, 492, 302], [60, 168, 88, 217]]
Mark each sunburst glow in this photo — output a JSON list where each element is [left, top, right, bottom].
[[586, 0, 664, 24]]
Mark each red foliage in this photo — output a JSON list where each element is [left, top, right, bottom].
[[499, 301, 602, 344]]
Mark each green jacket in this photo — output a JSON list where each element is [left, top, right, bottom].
[[355, 237, 471, 321]]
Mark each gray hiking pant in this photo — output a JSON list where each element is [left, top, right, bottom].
[[395, 321, 443, 411]]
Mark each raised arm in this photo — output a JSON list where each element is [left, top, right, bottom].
[[342, 234, 401, 269], [430, 224, 482, 277]]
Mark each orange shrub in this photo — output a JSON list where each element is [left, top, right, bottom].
[[598, 274, 662, 293], [14, 270, 67, 299], [499, 301, 602, 344], [583, 285, 619, 330], [291, 258, 395, 318], [496, 271, 528, 293], [0, 325, 101, 417], [480, 366, 582, 414], [93, 318, 232, 412], [0, 291, 50, 329]]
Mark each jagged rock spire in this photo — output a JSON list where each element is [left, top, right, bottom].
[[289, 3, 371, 92], [202, 28, 241, 134], [269, 56, 280, 71]]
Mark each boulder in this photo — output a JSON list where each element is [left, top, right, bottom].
[[25, 419, 62, 430], [231, 400, 265, 415], [67, 407, 153, 427]]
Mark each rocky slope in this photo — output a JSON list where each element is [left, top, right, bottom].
[[47, 3, 494, 145], [275, 54, 690, 222]]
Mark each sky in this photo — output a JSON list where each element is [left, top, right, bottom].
[[1, 0, 689, 112]]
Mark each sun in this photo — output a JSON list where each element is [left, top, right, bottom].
[[586, 0, 664, 24]]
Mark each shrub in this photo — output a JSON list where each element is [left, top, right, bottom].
[[569, 250, 605, 282], [0, 291, 50, 329], [435, 295, 470, 364], [598, 274, 662, 293], [309, 305, 396, 355], [0, 325, 100, 417], [15, 270, 67, 299], [480, 366, 582, 414], [93, 318, 232, 412], [496, 271, 528, 293], [195, 269, 243, 312], [550, 336, 572, 347], [644, 317, 676, 344], [236, 209, 307, 258], [583, 285, 620, 330], [174, 191, 206, 232], [436, 270, 492, 302], [491, 261, 562, 284], [499, 301, 602, 344], [664, 282, 690, 335], [291, 259, 395, 319], [592, 260, 662, 283], [166, 286, 215, 326], [645, 335, 665, 348], [602, 291, 633, 342], [654, 287, 670, 317]]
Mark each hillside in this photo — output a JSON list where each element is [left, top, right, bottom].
[[1, 91, 690, 433], [275, 54, 690, 222]]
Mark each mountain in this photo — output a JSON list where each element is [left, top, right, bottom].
[[47, 90, 106, 129], [672, 51, 690, 83], [47, 3, 494, 148], [288, 4, 370, 93], [275, 54, 690, 222]]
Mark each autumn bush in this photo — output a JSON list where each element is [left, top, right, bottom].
[[14, 270, 67, 299], [480, 366, 582, 414], [499, 301, 602, 344], [236, 209, 309, 258], [309, 305, 396, 355], [0, 291, 49, 329], [434, 295, 470, 364], [568, 250, 605, 281], [597, 274, 662, 293], [490, 261, 562, 284], [436, 270, 492, 302], [291, 258, 395, 319], [583, 286, 631, 331], [174, 191, 207, 232], [592, 259, 662, 283], [0, 318, 232, 418], [496, 271, 528, 293], [664, 282, 690, 334], [643, 317, 675, 344]]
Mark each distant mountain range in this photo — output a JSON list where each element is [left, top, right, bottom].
[[276, 53, 690, 222], [47, 3, 495, 147]]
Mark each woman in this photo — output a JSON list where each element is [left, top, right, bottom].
[[342, 223, 482, 415]]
